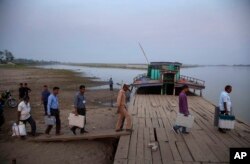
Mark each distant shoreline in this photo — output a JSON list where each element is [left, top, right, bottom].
[[61, 63, 250, 70]]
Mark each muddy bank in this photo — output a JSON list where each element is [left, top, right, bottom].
[[0, 66, 119, 164]]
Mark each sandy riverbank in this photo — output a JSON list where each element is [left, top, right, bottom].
[[0, 65, 119, 164]]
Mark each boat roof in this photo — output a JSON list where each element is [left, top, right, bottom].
[[150, 62, 182, 66]]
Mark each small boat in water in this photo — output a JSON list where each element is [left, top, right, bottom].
[[132, 62, 205, 96]]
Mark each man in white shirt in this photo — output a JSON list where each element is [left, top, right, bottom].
[[218, 85, 232, 133], [17, 96, 36, 136]]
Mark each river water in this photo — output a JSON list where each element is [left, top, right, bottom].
[[39, 64, 250, 124]]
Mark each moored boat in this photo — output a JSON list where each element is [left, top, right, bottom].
[[132, 62, 205, 96]]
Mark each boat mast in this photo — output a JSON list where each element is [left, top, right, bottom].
[[138, 42, 149, 65]]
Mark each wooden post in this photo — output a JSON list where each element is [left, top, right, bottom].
[[200, 90, 202, 97]]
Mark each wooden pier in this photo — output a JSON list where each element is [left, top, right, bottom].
[[114, 95, 250, 164], [31, 130, 130, 142]]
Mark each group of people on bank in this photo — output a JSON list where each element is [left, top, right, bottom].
[[15, 82, 132, 137], [1, 81, 233, 137], [16, 84, 89, 137]]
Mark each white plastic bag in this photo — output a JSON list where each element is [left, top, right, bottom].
[[12, 123, 19, 136], [68, 113, 85, 128], [12, 122, 27, 136], [18, 122, 27, 136], [175, 113, 194, 128]]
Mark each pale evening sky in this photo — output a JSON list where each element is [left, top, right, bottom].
[[0, 0, 250, 64]]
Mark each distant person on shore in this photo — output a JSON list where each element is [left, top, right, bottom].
[[17, 96, 36, 136], [71, 85, 88, 135], [45, 87, 62, 136], [173, 85, 190, 134], [41, 85, 50, 115], [19, 83, 25, 100], [218, 85, 232, 133], [115, 84, 132, 132], [0, 96, 5, 131], [109, 78, 113, 91], [24, 83, 31, 97]]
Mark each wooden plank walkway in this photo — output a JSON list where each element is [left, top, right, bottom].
[[114, 95, 250, 164], [30, 130, 130, 142]]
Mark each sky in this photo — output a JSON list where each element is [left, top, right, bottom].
[[0, 0, 250, 64]]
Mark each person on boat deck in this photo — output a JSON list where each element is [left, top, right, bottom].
[[71, 85, 88, 135], [115, 84, 132, 132], [218, 85, 232, 133], [17, 96, 36, 136], [173, 85, 190, 134]]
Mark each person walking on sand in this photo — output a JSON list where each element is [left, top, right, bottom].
[[45, 87, 62, 136], [41, 85, 50, 115], [19, 83, 25, 100], [17, 96, 36, 136], [109, 78, 113, 91], [24, 83, 31, 97], [115, 84, 132, 132], [71, 85, 88, 135], [218, 85, 232, 133], [173, 85, 190, 134]]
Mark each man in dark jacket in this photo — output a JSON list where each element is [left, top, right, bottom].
[[19, 83, 25, 100], [71, 85, 88, 135], [41, 85, 50, 115]]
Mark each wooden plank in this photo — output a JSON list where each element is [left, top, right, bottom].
[[176, 141, 193, 162], [149, 128, 155, 142], [183, 133, 209, 162], [115, 135, 131, 160], [152, 118, 160, 128], [146, 118, 153, 128], [158, 141, 174, 164], [136, 128, 144, 164], [158, 118, 164, 128], [191, 130, 219, 162], [138, 117, 146, 128], [114, 159, 128, 164], [155, 127, 168, 142], [31, 130, 130, 142], [127, 159, 135, 164], [192, 130, 229, 162], [128, 128, 138, 160], [144, 128, 153, 164]]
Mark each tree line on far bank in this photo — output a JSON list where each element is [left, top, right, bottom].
[[0, 50, 14, 64]]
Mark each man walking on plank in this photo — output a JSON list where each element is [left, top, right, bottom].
[[45, 87, 62, 136], [71, 85, 88, 135], [218, 85, 232, 133], [115, 84, 132, 132], [173, 85, 190, 134]]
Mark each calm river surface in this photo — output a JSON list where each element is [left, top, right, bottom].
[[39, 65, 250, 124]]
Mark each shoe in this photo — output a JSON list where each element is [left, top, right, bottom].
[[218, 128, 226, 133], [125, 129, 133, 133], [71, 128, 76, 135], [55, 132, 64, 136], [172, 127, 179, 134], [182, 131, 189, 134], [115, 129, 123, 132], [80, 130, 88, 134]]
